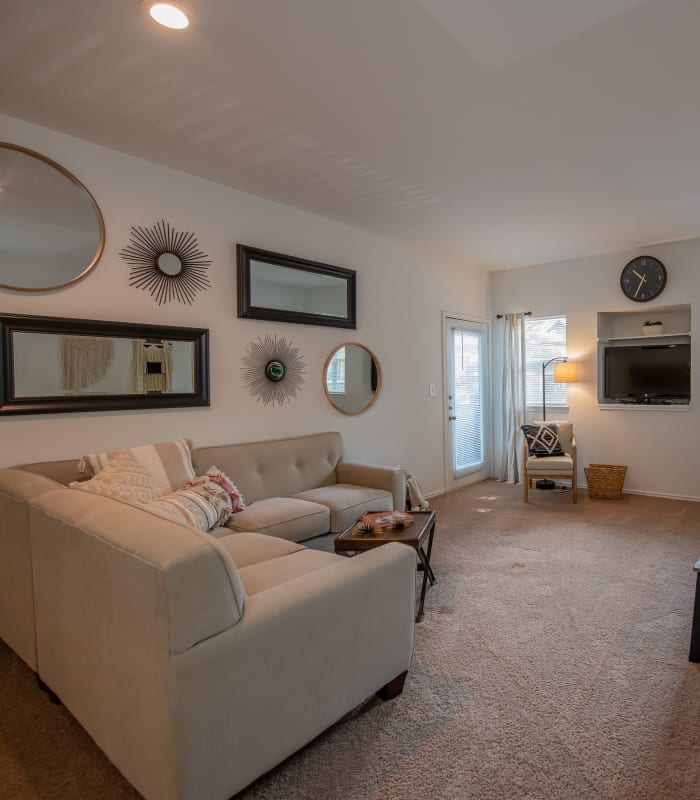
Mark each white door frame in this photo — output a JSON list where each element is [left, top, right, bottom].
[[442, 311, 492, 492]]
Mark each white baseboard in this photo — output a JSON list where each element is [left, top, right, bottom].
[[576, 482, 700, 503], [432, 482, 700, 504]]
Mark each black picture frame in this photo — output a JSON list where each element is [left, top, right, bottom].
[[0, 313, 210, 415], [237, 244, 356, 329]]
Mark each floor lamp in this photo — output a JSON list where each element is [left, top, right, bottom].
[[538, 357, 578, 490]]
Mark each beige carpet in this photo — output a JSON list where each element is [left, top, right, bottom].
[[2, 481, 700, 800]]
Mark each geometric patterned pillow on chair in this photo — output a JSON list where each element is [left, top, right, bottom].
[[521, 424, 565, 458]]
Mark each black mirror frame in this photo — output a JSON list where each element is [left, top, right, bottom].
[[237, 244, 356, 329], [0, 313, 210, 415]]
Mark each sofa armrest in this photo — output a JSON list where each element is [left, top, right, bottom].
[[0, 468, 64, 671], [336, 462, 406, 509], [172, 542, 416, 799]]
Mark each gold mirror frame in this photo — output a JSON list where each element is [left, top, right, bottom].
[[323, 342, 382, 416], [0, 142, 106, 292]]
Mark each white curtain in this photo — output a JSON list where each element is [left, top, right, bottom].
[[498, 313, 524, 483]]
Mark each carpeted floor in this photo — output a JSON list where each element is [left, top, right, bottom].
[[2, 481, 700, 800]]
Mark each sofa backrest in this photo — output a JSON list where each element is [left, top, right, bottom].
[[20, 458, 83, 486], [192, 431, 343, 503], [30, 489, 246, 658]]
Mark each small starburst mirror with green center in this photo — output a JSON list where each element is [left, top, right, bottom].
[[265, 360, 285, 382]]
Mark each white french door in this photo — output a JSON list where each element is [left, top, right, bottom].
[[444, 316, 490, 489]]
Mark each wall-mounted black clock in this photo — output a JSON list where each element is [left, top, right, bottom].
[[620, 256, 667, 302]]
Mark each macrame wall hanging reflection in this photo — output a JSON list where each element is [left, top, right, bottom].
[[242, 335, 306, 406], [60, 336, 114, 393], [119, 220, 211, 305], [131, 339, 173, 394]]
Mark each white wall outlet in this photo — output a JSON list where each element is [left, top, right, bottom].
[[428, 383, 436, 397]]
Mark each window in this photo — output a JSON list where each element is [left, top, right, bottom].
[[524, 316, 568, 410], [326, 346, 346, 394]]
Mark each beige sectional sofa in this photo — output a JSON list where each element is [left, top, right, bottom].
[[0, 432, 415, 800]]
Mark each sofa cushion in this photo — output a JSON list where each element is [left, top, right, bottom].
[[237, 549, 339, 595], [219, 531, 304, 568], [525, 455, 574, 474], [78, 438, 195, 494], [293, 484, 393, 533], [225, 497, 330, 542], [554, 421, 574, 454]]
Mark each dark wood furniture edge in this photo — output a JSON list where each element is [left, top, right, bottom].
[[36, 675, 61, 705], [376, 670, 408, 701], [690, 564, 700, 662]]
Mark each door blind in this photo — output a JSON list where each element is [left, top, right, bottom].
[[452, 328, 483, 472]]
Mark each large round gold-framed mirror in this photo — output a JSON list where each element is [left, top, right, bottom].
[[323, 343, 382, 415], [0, 142, 106, 292]]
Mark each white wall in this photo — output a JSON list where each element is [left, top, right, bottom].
[[491, 239, 700, 499], [0, 114, 488, 495]]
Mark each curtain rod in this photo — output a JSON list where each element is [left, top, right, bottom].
[[496, 311, 532, 319]]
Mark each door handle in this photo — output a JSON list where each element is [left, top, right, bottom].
[[448, 415, 456, 421]]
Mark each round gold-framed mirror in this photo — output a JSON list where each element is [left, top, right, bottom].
[[0, 142, 105, 292], [323, 343, 382, 415]]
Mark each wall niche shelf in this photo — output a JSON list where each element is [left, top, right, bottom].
[[597, 304, 691, 341], [599, 332, 691, 343], [597, 304, 692, 408]]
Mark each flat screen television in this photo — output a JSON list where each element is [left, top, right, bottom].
[[604, 343, 691, 403]]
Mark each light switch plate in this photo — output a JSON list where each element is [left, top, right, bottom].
[[429, 383, 436, 397]]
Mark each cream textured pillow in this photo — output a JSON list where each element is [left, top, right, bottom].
[[70, 451, 160, 505], [141, 477, 233, 532], [78, 438, 195, 494]]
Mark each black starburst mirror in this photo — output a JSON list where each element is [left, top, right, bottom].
[[119, 219, 211, 305]]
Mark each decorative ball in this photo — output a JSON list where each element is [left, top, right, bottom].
[[265, 360, 285, 382]]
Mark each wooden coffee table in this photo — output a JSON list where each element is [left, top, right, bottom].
[[334, 510, 436, 622]]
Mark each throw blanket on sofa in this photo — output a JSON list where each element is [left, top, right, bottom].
[[406, 473, 429, 511]]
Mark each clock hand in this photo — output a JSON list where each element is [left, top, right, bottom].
[[634, 274, 647, 298], [632, 269, 646, 280]]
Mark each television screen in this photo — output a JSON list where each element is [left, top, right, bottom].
[[604, 343, 691, 401]]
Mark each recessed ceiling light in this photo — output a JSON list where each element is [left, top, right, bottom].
[[147, 3, 190, 30]]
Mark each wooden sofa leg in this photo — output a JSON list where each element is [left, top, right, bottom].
[[377, 671, 408, 701], [573, 479, 578, 504], [36, 675, 61, 705], [523, 475, 529, 503]]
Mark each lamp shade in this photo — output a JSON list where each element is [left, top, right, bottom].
[[553, 361, 578, 383]]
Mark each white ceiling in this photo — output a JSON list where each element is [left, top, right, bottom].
[[2, 0, 700, 269]]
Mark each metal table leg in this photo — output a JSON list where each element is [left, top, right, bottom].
[[415, 521, 436, 622]]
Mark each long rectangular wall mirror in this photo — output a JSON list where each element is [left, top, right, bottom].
[[0, 314, 209, 415], [237, 244, 356, 328]]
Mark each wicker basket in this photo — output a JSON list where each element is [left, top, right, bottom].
[[584, 464, 627, 499]]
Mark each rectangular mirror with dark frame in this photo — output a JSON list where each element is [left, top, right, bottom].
[[237, 244, 356, 329], [0, 313, 209, 415]]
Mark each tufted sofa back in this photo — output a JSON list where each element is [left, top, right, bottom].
[[192, 432, 343, 504]]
